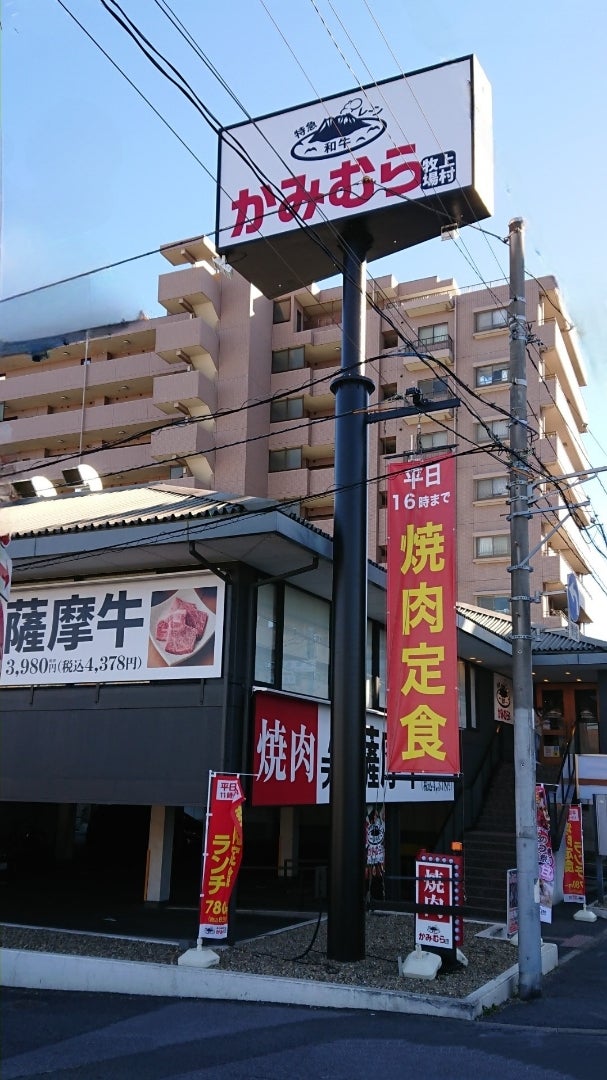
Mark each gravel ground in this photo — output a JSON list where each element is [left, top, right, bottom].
[[1, 913, 518, 999]]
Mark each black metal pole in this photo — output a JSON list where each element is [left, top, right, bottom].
[[327, 227, 374, 961]]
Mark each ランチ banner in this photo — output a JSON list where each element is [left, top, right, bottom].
[[563, 804, 586, 904], [386, 455, 460, 775], [198, 774, 245, 941]]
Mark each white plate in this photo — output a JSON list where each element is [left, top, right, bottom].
[[149, 589, 215, 667]]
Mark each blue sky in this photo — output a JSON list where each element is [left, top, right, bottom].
[[2, 1, 606, 522]]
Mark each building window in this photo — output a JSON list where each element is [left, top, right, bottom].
[[269, 447, 302, 472], [270, 396, 305, 423], [417, 376, 450, 401], [474, 534, 510, 558], [282, 587, 330, 699], [419, 429, 450, 451], [366, 621, 387, 711], [271, 346, 305, 373], [381, 383, 397, 400], [458, 660, 477, 729], [474, 418, 510, 444], [474, 475, 509, 501], [419, 322, 449, 347], [477, 594, 511, 614], [273, 299, 291, 324], [380, 436, 396, 455], [474, 307, 508, 333], [169, 464, 185, 479], [254, 584, 277, 685], [475, 362, 509, 387], [0, 402, 4, 421]]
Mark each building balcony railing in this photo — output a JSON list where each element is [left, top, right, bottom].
[[536, 320, 588, 428], [0, 352, 168, 411], [157, 264, 220, 324], [0, 398, 162, 455], [155, 316, 219, 377], [150, 419, 216, 486], [153, 369, 217, 418]]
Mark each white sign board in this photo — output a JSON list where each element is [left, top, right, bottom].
[[1, 572, 225, 685], [576, 754, 607, 800], [217, 56, 493, 296]]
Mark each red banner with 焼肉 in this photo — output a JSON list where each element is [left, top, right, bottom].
[[198, 773, 245, 941], [386, 454, 460, 775]]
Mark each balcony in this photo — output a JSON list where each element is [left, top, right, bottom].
[[0, 352, 168, 411], [536, 432, 587, 478], [536, 320, 588, 428], [155, 316, 219, 378], [153, 369, 217, 418], [384, 334, 454, 370], [540, 373, 588, 439], [386, 291, 455, 319], [158, 265, 220, 326], [1, 443, 166, 492], [0, 398, 162, 455], [150, 419, 216, 485], [267, 468, 310, 502]]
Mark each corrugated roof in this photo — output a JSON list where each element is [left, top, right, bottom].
[[457, 601, 607, 654], [0, 484, 268, 539], [456, 601, 512, 639]]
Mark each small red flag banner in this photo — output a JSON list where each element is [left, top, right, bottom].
[[198, 773, 245, 941], [563, 804, 586, 904]]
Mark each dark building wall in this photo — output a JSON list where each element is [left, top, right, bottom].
[[0, 680, 225, 805]]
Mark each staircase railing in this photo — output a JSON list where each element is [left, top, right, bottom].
[[544, 725, 578, 851], [435, 724, 505, 852]]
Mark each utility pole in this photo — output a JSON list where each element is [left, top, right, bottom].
[[328, 226, 374, 961], [508, 217, 543, 999]]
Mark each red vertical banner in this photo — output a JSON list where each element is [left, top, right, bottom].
[[198, 773, 245, 942], [563, 804, 586, 904], [386, 455, 460, 775], [535, 783, 555, 923]]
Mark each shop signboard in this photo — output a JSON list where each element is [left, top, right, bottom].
[[414, 851, 464, 950], [217, 56, 493, 297], [386, 454, 460, 776], [563, 804, 586, 904], [251, 689, 454, 806], [0, 572, 225, 684], [536, 783, 555, 923], [198, 773, 245, 941]]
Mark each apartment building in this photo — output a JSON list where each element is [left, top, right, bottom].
[[0, 233, 596, 630]]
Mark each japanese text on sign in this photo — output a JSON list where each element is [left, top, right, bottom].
[[386, 456, 460, 776], [0, 574, 225, 685]]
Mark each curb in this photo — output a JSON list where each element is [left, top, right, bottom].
[[1, 943, 558, 1019]]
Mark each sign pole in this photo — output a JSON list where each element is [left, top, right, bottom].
[[328, 226, 374, 961]]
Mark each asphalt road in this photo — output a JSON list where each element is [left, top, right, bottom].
[[3, 984, 607, 1080]]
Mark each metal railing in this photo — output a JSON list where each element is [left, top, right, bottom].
[[434, 724, 505, 853], [544, 726, 578, 851]]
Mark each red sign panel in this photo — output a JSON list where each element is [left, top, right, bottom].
[[415, 853, 464, 949], [563, 804, 585, 904], [252, 694, 318, 805], [198, 774, 245, 941], [386, 455, 460, 775]]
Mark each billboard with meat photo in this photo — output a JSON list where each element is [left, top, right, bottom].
[[0, 572, 225, 686]]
